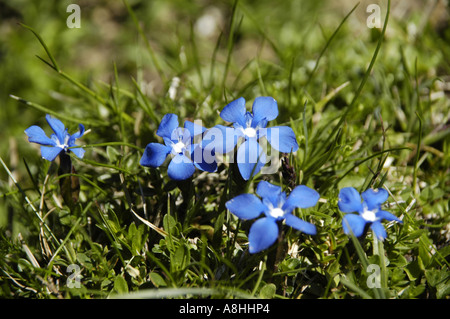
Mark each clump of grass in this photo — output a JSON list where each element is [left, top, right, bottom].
[[0, 0, 449, 300]]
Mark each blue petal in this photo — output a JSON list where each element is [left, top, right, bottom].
[[167, 154, 196, 180], [264, 126, 299, 153], [25, 125, 56, 146], [68, 124, 85, 146], [194, 159, 217, 173], [284, 214, 316, 235], [256, 181, 282, 207], [191, 144, 217, 173], [377, 210, 402, 223], [338, 187, 363, 213], [248, 217, 279, 254], [225, 194, 266, 220], [156, 114, 179, 139], [361, 188, 389, 210], [370, 221, 387, 240], [202, 125, 241, 154], [40, 146, 62, 162], [251, 96, 278, 126], [237, 138, 266, 180], [192, 140, 218, 169], [342, 214, 367, 237], [282, 185, 320, 213], [220, 97, 246, 126], [70, 147, 85, 159], [184, 120, 206, 137], [140, 143, 171, 168], [45, 115, 66, 146]]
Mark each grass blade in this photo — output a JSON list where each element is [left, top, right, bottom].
[[9, 95, 107, 127], [304, 3, 359, 89], [20, 23, 60, 72]]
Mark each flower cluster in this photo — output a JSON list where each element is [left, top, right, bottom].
[[224, 184, 402, 253], [25, 97, 403, 255], [140, 96, 298, 181]]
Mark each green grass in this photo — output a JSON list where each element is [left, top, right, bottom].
[[0, 0, 449, 299]]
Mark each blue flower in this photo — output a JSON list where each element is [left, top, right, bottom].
[[225, 181, 319, 253], [140, 113, 217, 180], [338, 187, 402, 240], [203, 97, 299, 180], [25, 114, 85, 161]]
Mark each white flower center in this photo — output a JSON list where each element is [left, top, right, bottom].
[[361, 208, 377, 222], [56, 135, 70, 150], [172, 141, 186, 154], [243, 127, 257, 138], [269, 207, 285, 219]]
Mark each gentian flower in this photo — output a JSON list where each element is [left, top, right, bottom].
[[338, 187, 402, 240], [225, 181, 319, 253], [140, 113, 217, 180], [25, 114, 85, 161], [203, 97, 299, 180]]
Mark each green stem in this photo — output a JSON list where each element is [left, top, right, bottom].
[[251, 255, 267, 297], [413, 112, 423, 196]]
